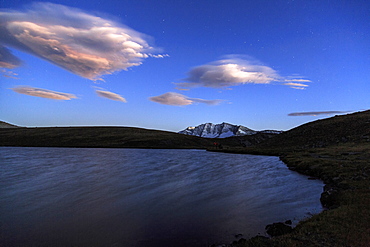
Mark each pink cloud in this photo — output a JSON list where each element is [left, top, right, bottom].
[[95, 89, 127, 102], [288, 111, 347, 116], [0, 3, 165, 80], [176, 55, 311, 89], [149, 92, 223, 106], [11, 86, 77, 100]]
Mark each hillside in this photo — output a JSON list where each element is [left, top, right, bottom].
[[258, 110, 370, 151], [0, 121, 19, 128], [214, 110, 370, 247], [1, 112, 370, 246], [0, 126, 210, 149], [0, 125, 277, 149], [211, 110, 370, 155]]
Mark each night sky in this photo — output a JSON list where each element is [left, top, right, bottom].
[[1, 0, 369, 131]]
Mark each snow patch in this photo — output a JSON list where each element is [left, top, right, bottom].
[[178, 123, 282, 138]]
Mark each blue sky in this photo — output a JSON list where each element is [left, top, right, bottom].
[[1, 0, 369, 132]]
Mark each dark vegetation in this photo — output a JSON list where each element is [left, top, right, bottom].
[[0, 125, 276, 149], [0, 121, 18, 128], [211, 110, 370, 247], [1, 110, 369, 246], [0, 126, 210, 149]]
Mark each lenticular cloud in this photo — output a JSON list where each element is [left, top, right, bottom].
[[288, 111, 347, 116], [176, 55, 310, 89], [149, 92, 223, 106], [11, 86, 77, 100], [95, 89, 127, 102], [0, 3, 160, 80]]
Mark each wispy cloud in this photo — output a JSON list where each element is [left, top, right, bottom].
[[149, 92, 223, 106], [285, 79, 311, 83], [176, 55, 310, 89], [282, 82, 309, 90], [1, 69, 19, 79], [149, 54, 169, 58], [0, 3, 165, 80], [0, 46, 22, 69], [95, 89, 127, 102], [288, 111, 347, 116], [190, 97, 224, 105], [11, 86, 77, 100]]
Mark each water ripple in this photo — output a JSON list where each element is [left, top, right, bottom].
[[0, 147, 323, 246]]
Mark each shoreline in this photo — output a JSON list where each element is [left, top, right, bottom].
[[1, 146, 323, 247], [1, 145, 369, 246], [212, 145, 370, 246], [3, 144, 370, 247], [1, 145, 339, 246]]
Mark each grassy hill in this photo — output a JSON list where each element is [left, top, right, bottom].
[[210, 110, 370, 155], [215, 110, 370, 247], [0, 125, 277, 149], [2, 111, 369, 246], [259, 110, 370, 150], [0, 121, 19, 128], [0, 126, 211, 149]]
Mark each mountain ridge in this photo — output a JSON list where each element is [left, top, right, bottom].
[[2, 111, 369, 247], [2, 110, 368, 150], [0, 125, 278, 149], [178, 122, 282, 138]]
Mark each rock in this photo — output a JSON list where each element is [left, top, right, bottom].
[[284, 220, 292, 225], [237, 238, 246, 244], [232, 238, 246, 246], [265, 222, 293, 237], [320, 184, 341, 209], [250, 236, 269, 241], [241, 236, 269, 246]]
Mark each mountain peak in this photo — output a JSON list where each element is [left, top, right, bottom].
[[178, 123, 258, 138]]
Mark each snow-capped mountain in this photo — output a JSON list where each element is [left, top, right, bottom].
[[178, 122, 257, 138], [178, 122, 283, 138]]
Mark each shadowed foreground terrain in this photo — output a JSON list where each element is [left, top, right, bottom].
[[210, 110, 370, 247], [1, 110, 369, 246], [0, 126, 210, 149], [0, 124, 276, 149]]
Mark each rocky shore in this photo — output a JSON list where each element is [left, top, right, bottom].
[[210, 144, 370, 247]]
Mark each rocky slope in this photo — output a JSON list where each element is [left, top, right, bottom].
[[179, 122, 282, 138]]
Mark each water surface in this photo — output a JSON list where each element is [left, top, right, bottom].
[[0, 147, 323, 246]]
